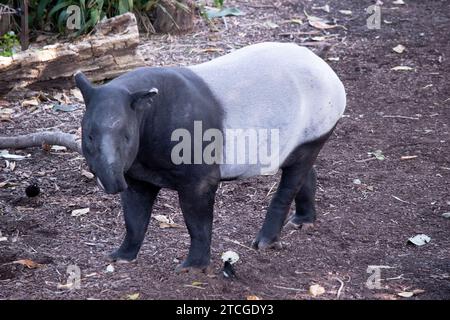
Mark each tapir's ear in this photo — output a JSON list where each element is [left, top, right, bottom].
[[130, 87, 159, 110], [74, 71, 94, 104]]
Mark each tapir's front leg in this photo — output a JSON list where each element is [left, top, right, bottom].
[[176, 182, 218, 272], [110, 178, 160, 262]]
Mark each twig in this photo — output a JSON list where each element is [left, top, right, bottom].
[[384, 274, 404, 281], [245, 3, 276, 9], [183, 285, 206, 290], [224, 238, 256, 252], [273, 285, 304, 292], [382, 115, 420, 120], [401, 155, 418, 160], [355, 157, 377, 163], [392, 195, 416, 205], [278, 31, 321, 36], [266, 182, 277, 197], [334, 277, 344, 299], [222, 16, 228, 30]]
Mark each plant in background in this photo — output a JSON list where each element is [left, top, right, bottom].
[[0, 31, 20, 57], [213, 0, 223, 7], [25, 0, 192, 36]]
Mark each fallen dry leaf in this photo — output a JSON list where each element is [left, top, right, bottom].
[[304, 10, 339, 30], [13, 259, 43, 269], [408, 234, 431, 246], [153, 214, 182, 228], [81, 169, 95, 179], [311, 36, 327, 41], [106, 264, 115, 273], [153, 214, 170, 224], [308, 19, 338, 30], [126, 293, 140, 300], [393, 44, 406, 53], [309, 284, 326, 297], [442, 212, 450, 219], [289, 18, 303, 25], [159, 222, 183, 229], [71, 208, 90, 217], [0, 108, 14, 121], [70, 89, 83, 102], [246, 295, 262, 300], [339, 10, 353, 15], [312, 4, 330, 13], [21, 98, 40, 108], [263, 21, 279, 29], [7, 161, 16, 171], [393, 0, 405, 5], [398, 291, 414, 298], [57, 282, 75, 290]]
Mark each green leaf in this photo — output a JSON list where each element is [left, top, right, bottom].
[[48, 1, 73, 19], [37, 0, 52, 25], [57, 10, 70, 33], [205, 7, 245, 19], [214, 0, 224, 8]]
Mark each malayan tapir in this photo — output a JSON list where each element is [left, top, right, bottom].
[[75, 42, 346, 272]]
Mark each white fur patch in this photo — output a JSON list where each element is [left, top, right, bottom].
[[189, 42, 346, 179]]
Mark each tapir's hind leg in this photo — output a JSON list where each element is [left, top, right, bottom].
[[110, 178, 160, 262], [253, 131, 332, 250], [287, 168, 317, 230]]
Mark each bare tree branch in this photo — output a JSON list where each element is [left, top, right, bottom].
[[0, 131, 82, 154]]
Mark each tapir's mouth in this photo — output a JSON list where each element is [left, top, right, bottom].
[[96, 173, 128, 194]]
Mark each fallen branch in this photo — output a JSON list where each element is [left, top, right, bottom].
[[382, 115, 420, 120], [0, 13, 145, 95], [0, 131, 82, 154], [273, 285, 304, 292]]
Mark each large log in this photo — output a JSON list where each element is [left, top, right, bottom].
[[0, 12, 145, 95]]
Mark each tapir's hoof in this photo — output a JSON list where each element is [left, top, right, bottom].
[[286, 214, 315, 231], [109, 250, 137, 263], [175, 264, 210, 274], [252, 237, 282, 250]]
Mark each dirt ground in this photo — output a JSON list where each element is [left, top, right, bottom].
[[0, 0, 449, 300]]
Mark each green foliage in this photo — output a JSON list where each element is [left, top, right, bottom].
[[24, 0, 190, 36], [213, 0, 223, 8], [0, 31, 20, 57]]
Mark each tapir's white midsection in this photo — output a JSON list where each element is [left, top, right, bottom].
[[189, 42, 346, 179]]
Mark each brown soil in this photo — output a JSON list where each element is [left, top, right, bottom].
[[0, 0, 449, 300]]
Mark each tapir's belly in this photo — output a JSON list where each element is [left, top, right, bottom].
[[189, 42, 346, 179]]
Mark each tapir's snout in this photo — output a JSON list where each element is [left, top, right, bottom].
[[95, 170, 128, 194]]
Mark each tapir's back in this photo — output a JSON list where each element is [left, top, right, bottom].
[[189, 42, 346, 178]]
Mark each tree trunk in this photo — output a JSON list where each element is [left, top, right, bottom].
[[153, 0, 196, 33], [0, 12, 145, 95]]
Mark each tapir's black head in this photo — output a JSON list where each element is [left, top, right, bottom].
[[75, 72, 158, 194]]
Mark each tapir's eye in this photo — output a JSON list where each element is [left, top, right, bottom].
[[88, 135, 93, 142], [125, 135, 130, 142]]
